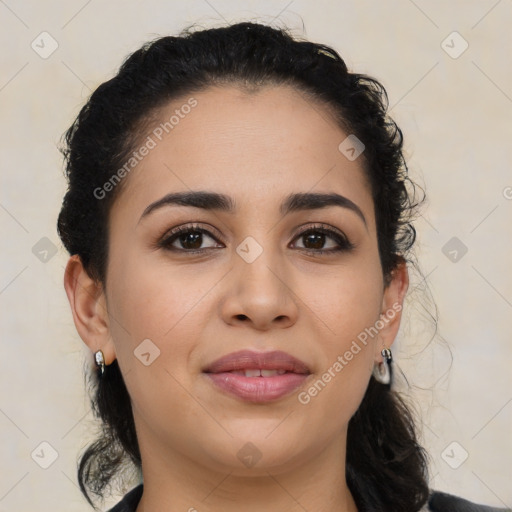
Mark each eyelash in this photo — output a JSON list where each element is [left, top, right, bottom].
[[157, 222, 355, 256]]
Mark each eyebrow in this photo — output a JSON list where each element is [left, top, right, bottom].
[[138, 190, 367, 227]]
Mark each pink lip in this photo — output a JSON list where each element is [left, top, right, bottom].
[[203, 350, 311, 403], [203, 349, 311, 374]]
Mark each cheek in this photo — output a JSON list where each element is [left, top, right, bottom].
[[299, 260, 382, 403], [296, 274, 381, 438], [307, 260, 383, 345], [108, 246, 212, 337], [104, 250, 200, 375], [105, 258, 211, 429]]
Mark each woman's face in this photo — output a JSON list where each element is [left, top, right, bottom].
[[84, 85, 407, 476]]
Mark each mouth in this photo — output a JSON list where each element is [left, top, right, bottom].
[[202, 350, 311, 403]]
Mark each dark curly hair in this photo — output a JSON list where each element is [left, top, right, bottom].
[[57, 20, 430, 512]]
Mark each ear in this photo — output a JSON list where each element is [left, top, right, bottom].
[[63, 255, 116, 366], [374, 258, 409, 363]]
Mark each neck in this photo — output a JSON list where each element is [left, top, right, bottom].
[[134, 429, 358, 512]]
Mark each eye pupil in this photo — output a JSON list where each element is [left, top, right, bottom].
[[180, 232, 202, 249], [304, 233, 325, 249]]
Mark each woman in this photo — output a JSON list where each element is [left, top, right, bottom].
[[58, 21, 508, 512]]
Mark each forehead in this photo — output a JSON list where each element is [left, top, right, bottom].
[[110, 84, 374, 227]]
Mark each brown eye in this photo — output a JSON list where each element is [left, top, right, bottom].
[[157, 223, 354, 256], [291, 225, 354, 255], [159, 225, 223, 253]]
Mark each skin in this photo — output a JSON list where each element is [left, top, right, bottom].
[[64, 84, 408, 512]]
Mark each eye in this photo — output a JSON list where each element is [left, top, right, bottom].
[[157, 222, 354, 255], [291, 224, 355, 255], [158, 224, 224, 253]]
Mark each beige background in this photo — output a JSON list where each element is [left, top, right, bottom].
[[1, 1, 511, 510]]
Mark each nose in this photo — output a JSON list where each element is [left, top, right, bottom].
[[219, 249, 299, 331]]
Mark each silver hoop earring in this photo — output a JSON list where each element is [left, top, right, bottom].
[[372, 348, 392, 385], [94, 350, 105, 376]]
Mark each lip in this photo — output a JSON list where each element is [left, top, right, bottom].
[[203, 350, 311, 403], [203, 349, 311, 374]]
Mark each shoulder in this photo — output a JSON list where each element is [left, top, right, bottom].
[[106, 484, 143, 512], [425, 490, 511, 512]]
